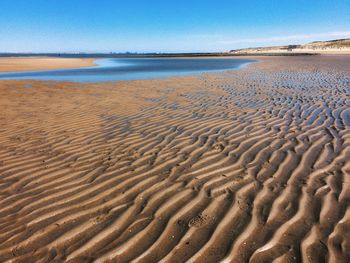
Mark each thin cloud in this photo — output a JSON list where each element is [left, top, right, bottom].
[[218, 31, 350, 44]]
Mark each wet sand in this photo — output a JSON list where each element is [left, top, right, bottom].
[[0, 57, 95, 72], [0, 56, 349, 262]]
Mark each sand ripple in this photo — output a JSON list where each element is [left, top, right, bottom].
[[0, 56, 349, 262]]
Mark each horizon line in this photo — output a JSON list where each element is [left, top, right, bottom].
[[1, 36, 349, 55]]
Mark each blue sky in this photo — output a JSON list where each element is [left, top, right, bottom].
[[0, 0, 349, 53]]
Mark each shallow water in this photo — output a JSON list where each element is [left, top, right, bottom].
[[0, 58, 255, 82]]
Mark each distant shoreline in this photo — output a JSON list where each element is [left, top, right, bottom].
[[2, 39, 349, 58], [0, 52, 318, 59]]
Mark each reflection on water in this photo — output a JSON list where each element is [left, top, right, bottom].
[[0, 58, 255, 82]]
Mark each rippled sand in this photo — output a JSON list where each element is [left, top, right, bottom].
[[0, 56, 349, 262]]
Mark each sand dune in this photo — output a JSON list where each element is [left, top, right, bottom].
[[0, 57, 95, 72], [230, 38, 350, 55], [0, 56, 349, 262]]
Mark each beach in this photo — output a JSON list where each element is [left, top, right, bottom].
[[0, 57, 95, 72], [0, 55, 349, 262]]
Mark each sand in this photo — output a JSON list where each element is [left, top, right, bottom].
[[0, 55, 349, 262], [0, 57, 95, 72], [231, 48, 350, 55], [230, 39, 350, 55]]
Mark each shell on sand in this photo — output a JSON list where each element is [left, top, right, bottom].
[[0, 56, 349, 262]]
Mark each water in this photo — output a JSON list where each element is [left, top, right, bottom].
[[0, 58, 255, 82]]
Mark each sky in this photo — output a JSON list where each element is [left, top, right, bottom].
[[0, 0, 350, 53]]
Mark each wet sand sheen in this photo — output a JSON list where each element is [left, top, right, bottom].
[[0, 56, 349, 262]]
